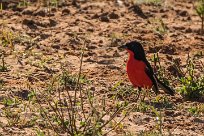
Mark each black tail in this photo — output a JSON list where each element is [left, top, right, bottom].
[[155, 76, 175, 96]]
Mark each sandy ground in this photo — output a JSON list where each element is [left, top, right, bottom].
[[0, 0, 204, 135]]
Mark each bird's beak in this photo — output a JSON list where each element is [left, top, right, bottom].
[[118, 45, 127, 50]]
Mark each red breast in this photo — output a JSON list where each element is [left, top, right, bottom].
[[126, 50, 153, 88]]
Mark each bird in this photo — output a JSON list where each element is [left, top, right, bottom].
[[119, 41, 175, 96]]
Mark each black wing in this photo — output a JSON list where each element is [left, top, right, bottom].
[[144, 59, 175, 96], [144, 59, 159, 95], [155, 76, 175, 96]]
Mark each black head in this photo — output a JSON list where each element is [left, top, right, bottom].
[[119, 41, 146, 60]]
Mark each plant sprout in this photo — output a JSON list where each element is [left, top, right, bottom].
[[195, 0, 204, 34]]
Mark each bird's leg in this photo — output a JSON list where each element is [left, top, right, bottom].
[[147, 88, 151, 105], [141, 88, 146, 102], [135, 87, 142, 102]]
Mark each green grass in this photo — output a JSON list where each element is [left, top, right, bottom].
[[188, 104, 204, 116], [195, 0, 204, 34], [0, 53, 8, 72], [177, 56, 204, 100], [134, 0, 163, 5]]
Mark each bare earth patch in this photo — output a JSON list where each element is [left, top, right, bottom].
[[0, 0, 204, 136]]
